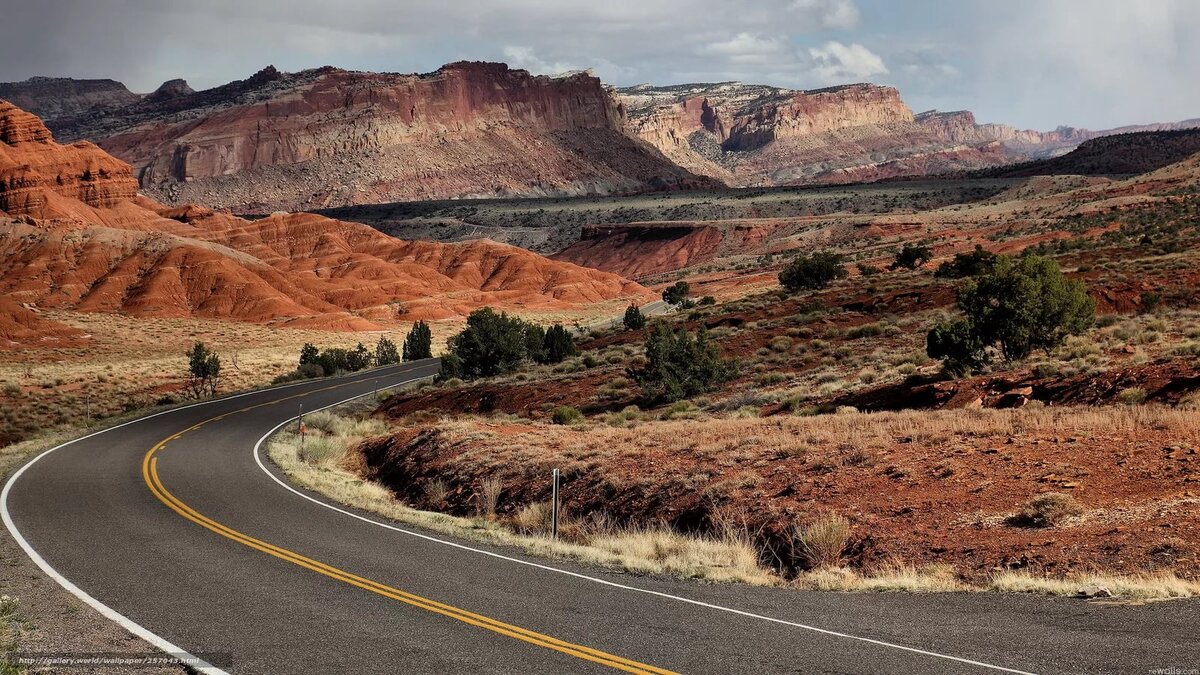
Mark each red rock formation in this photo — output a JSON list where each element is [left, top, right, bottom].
[[0, 100, 138, 215], [554, 221, 774, 279], [623, 82, 1200, 187], [25, 63, 714, 212], [0, 101, 652, 332]]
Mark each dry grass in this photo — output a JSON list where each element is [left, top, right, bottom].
[[796, 564, 966, 593], [267, 415, 775, 585], [990, 571, 1200, 601], [793, 513, 851, 569]]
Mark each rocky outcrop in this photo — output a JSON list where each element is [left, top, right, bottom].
[[553, 220, 775, 279], [0, 99, 138, 215], [0, 101, 652, 331], [621, 82, 1002, 186], [13, 63, 713, 212], [0, 77, 138, 122]]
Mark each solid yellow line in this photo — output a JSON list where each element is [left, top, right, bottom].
[[140, 378, 677, 675]]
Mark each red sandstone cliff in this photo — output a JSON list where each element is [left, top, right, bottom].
[[23, 63, 714, 212]]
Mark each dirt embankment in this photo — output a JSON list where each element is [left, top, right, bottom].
[[355, 406, 1200, 581]]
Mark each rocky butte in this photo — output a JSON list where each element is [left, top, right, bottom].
[[14, 63, 714, 213]]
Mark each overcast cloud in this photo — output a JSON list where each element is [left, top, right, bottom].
[[1, 0, 1197, 130]]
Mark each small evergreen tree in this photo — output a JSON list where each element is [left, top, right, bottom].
[[375, 337, 401, 366], [299, 343, 320, 367], [185, 342, 222, 398], [892, 243, 933, 270], [623, 304, 646, 330], [347, 343, 372, 371], [935, 244, 998, 279], [662, 281, 691, 307], [402, 320, 433, 361], [779, 251, 847, 292], [927, 254, 1095, 373], [523, 322, 547, 365], [541, 324, 578, 364], [628, 321, 737, 402], [443, 308, 530, 379]]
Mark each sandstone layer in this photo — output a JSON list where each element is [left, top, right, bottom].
[[0, 100, 651, 335], [621, 82, 1200, 187], [17, 63, 714, 212]]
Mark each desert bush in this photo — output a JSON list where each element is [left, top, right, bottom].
[[423, 479, 450, 508], [934, 244, 998, 279], [551, 406, 584, 425], [439, 308, 546, 380], [1015, 493, 1084, 527], [793, 513, 851, 569], [375, 336, 402, 365], [891, 243, 932, 270], [662, 281, 692, 308], [779, 251, 847, 292], [1118, 386, 1148, 405], [927, 255, 1094, 373]]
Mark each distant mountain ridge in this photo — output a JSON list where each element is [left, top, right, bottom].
[[619, 81, 1200, 186], [2, 63, 715, 213], [4, 64, 1197, 208]]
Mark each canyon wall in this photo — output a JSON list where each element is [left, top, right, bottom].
[[16, 63, 713, 212]]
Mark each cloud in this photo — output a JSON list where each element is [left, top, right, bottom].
[[501, 46, 579, 76], [704, 33, 792, 65], [808, 41, 887, 83], [789, 0, 861, 29]]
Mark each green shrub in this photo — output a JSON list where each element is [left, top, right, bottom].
[[623, 304, 646, 330], [927, 255, 1095, 373], [779, 251, 847, 292], [551, 406, 584, 425], [402, 321, 433, 361], [891, 243, 932, 270], [629, 321, 737, 402], [375, 336, 401, 365], [935, 244, 998, 279]]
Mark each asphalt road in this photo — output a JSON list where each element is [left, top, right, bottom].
[[4, 361, 1200, 674]]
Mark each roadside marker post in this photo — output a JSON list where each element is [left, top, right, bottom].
[[298, 404, 304, 452], [551, 468, 561, 540]]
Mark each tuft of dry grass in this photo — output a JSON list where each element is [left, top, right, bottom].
[[793, 513, 851, 569], [1015, 493, 1085, 528], [476, 476, 502, 517]]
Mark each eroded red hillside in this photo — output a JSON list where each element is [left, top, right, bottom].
[[0, 101, 652, 335]]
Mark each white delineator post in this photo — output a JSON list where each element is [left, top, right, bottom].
[[551, 468, 561, 540]]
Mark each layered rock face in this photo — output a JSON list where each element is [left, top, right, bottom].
[[0, 101, 651, 333], [622, 82, 1003, 186], [21, 63, 712, 212], [0, 100, 138, 214], [623, 82, 1200, 187]]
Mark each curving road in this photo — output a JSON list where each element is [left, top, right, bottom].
[[4, 361, 1199, 674]]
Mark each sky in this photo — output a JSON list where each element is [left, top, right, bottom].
[[2, 0, 1198, 130]]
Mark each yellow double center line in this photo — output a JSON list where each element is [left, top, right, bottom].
[[141, 375, 676, 674]]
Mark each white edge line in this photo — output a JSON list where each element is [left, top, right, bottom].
[[0, 362, 429, 675], [253, 374, 1037, 675]]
